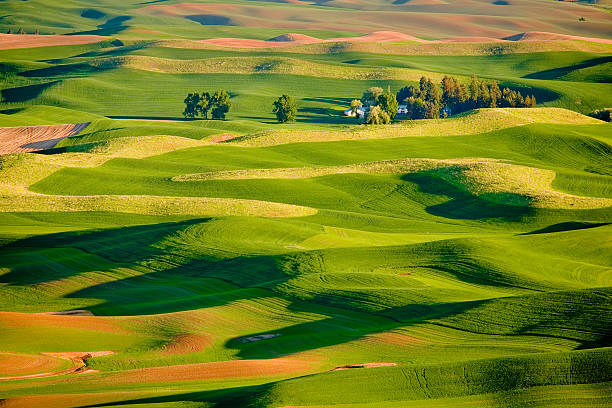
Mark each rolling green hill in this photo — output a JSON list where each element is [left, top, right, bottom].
[[0, 1, 611, 407]]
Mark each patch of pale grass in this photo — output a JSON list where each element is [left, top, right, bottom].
[[0, 140, 316, 218], [436, 162, 612, 209], [91, 55, 448, 82], [86, 135, 207, 158], [0, 193, 316, 217], [173, 158, 497, 181], [160, 39, 612, 56], [230, 108, 601, 147], [0, 135, 207, 189]]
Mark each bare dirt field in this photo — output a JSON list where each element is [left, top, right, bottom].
[[105, 358, 313, 384], [0, 123, 90, 155], [0, 351, 113, 381], [0, 34, 106, 50]]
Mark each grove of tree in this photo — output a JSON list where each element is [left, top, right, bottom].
[[183, 90, 232, 120]]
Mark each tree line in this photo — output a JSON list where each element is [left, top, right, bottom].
[[183, 90, 232, 120], [398, 75, 536, 120], [351, 75, 537, 124], [183, 76, 536, 124]]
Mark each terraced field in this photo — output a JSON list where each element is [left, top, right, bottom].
[[0, 1, 611, 407]]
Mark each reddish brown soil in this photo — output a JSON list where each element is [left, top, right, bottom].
[[140, 2, 612, 40], [0, 351, 114, 381], [0, 123, 90, 155], [0, 312, 129, 334], [0, 353, 65, 378], [0, 34, 107, 50], [0, 392, 143, 408], [162, 334, 212, 354], [437, 36, 508, 43], [105, 358, 312, 384], [329, 31, 426, 43]]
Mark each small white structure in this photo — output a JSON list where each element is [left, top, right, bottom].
[[344, 107, 366, 118], [397, 104, 408, 115]]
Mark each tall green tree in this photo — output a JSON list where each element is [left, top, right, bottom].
[[361, 87, 383, 107], [396, 85, 419, 104], [469, 74, 479, 107], [273, 94, 298, 123], [489, 81, 501, 108], [479, 81, 490, 108], [377, 87, 399, 121], [198, 92, 212, 119], [405, 97, 427, 120], [441, 76, 457, 107], [211, 90, 232, 120], [183, 92, 200, 119], [365, 105, 391, 125]]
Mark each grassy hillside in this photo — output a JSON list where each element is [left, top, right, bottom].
[[0, 1, 611, 407]]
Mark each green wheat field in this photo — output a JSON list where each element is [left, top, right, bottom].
[[0, 0, 611, 407]]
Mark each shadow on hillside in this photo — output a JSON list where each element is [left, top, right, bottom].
[[403, 172, 534, 222], [68, 16, 132, 36], [0, 81, 60, 103], [520, 221, 610, 235], [524, 56, 612, 82], [303, 96, 353, 105], [0, 219, 208, 286], [5, 215, 612, 388], [20, 62, 116, 78]]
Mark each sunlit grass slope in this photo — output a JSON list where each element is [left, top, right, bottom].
[[1, 101, 611, 406], [0, 7, 611, 406]]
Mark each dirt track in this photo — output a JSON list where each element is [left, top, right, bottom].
[[0, 123, 90, 155]]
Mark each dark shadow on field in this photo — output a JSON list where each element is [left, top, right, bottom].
[[5, 216, 612, 386], [186, 15, 236, 26], [0, 219, 209, 285], [520, 221, 610, 235], [19, 62, 116, 78], [65, 42, 154, 61], [0, 80, 60, 103], [403, 172, 534, 222], [524, 56, 612, 82], [68, 16, 132, 36], [225, 299, 483, 360], [81, 382, 269, 408], [80, 334, 612, 408], [296, 111, 355, 125], [499, 82, 559, 104], [303, 96, 353, 105]]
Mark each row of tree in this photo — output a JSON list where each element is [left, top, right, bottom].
[[350, 76, 538, 124], [398, 75, 536, 120], [183, 90, 232, 120], [184, 91, 299, 123]]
